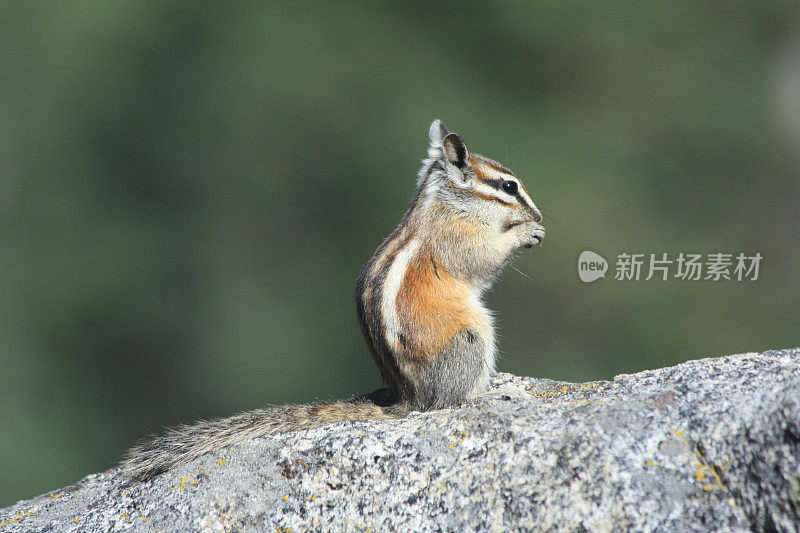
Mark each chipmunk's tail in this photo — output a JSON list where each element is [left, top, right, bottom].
[[122, 396, 407, 481]]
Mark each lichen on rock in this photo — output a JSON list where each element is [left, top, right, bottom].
[[1, 348, 798, 532]]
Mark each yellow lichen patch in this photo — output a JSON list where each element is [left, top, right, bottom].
[[0, 507, 38, 530], [532, 382, 600, 401], [670, 428, 692, 448], [46, 492, 61, 500], [669, 428, 730, 493], [448, 438, 463, 449], [695, 455, 730, 492], [217, 456, 227, 466], [74, 518, 80, 523], [695, 463, 727, 492], [645, 460, 659, 467], [178, 475, 197, 490], [695, 465, 707, 482], [532, 390, 559, 399], [283, 495, 289, 501], [171, 465, 205, 491]]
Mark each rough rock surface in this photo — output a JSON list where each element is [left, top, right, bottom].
[[1, 348, 799, 532]]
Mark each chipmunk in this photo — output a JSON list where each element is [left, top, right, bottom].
[[122, 120, 544, 481]]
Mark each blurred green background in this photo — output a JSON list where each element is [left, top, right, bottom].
[[2, 1, 799, 506]]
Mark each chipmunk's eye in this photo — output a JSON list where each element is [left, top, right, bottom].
[[502, 180, 518, 195]]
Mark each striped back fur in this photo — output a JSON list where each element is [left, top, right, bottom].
[[356, 120, 544, 410]]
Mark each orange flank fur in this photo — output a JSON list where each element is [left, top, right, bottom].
[[395, 248, 472, 363]]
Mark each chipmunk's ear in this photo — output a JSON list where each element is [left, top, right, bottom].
[[443, 133, 469, 170], [418, 120, 471, 187], [428, 119, 449, 147]]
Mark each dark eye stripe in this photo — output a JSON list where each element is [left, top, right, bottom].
[[477, 175, 526, 201], [479, 176, 520, 197], [475, 169, 540, 218], [476, 175, 504, 190]]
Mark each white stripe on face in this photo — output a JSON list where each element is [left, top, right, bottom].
[[473, 181, 515, 205]]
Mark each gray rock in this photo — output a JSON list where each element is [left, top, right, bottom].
[[2, 348, 798, 532]]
